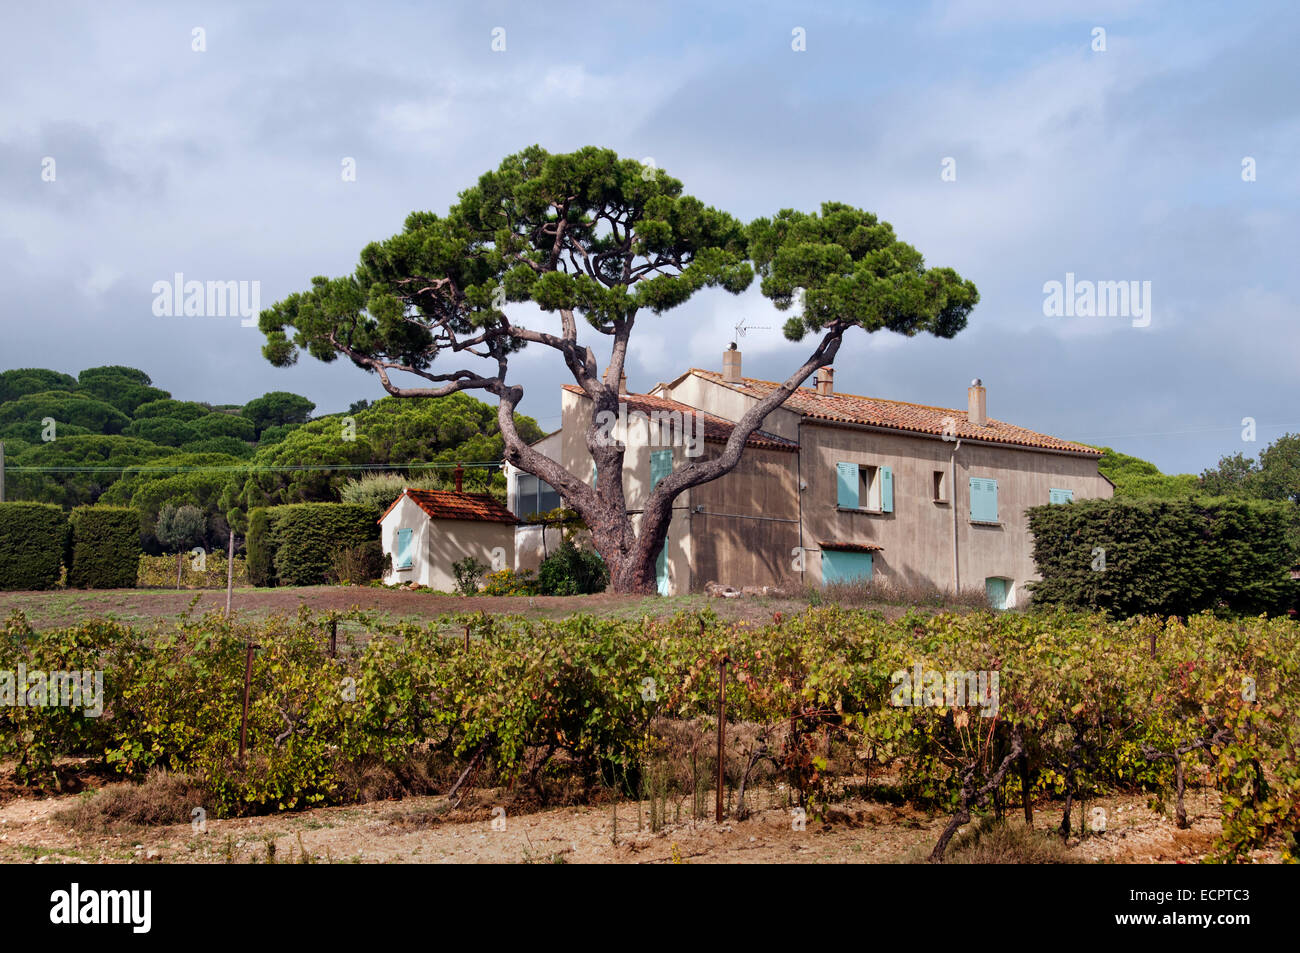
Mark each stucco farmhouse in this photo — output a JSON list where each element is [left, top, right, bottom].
[[382, 349, 1112, 604]]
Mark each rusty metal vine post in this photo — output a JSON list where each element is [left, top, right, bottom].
[[238, 641, 256, 763], [329, 617, 338, 658], [716, 655, 728, 823], [464, 624, 470, 652]]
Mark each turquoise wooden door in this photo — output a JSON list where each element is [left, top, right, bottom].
[[985, 577, 1008, 610], [823, 550, 873, 585], [652, 449, 672, 595]]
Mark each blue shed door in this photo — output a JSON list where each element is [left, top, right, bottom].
[[985, 577, 1008, 610], [823, 549, 873, 585]]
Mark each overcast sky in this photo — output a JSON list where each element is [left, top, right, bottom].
[[1, 0, 1296, 474]]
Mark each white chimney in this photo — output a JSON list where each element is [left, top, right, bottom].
[[816, 367, 834, 396], [723, 345, 742, 382], [968, 378, 987, 426]]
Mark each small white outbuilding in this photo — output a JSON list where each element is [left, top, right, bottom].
[[378, 488, 518, 591]]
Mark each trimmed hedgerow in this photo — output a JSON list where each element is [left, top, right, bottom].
[[0, 502, 67, 590], [1028, 497, 1297, 617], [245, 506, 276, 587], [66, 506, 141, 589], [267, 503, 378, 587]]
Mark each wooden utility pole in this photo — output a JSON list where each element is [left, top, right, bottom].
[[0, 440, 5, 502], [225, 532, 235, 618]]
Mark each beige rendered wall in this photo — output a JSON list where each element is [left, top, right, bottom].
[[555, 380, 1110, 601], [687, 444, 801, 591], [799, 423, 1112, 604], [424, 519, 515, 592], [662, 373, 802, 441]]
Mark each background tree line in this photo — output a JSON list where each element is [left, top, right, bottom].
[[0, 365, 541, 556]]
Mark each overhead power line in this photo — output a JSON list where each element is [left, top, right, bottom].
[[6, 460, 507, 475]]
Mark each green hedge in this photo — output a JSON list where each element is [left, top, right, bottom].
[[67, 505, 141, 589], [0, 502, 67, 590], [249, 503, 378, 587], [1028, 497, 1297, 617], [245, 507, 276, 587]]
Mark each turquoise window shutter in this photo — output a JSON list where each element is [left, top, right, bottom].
[[836, 462, 859, 509], [823, 550, 873, 585], [651, 449, 672, 489], [656, 541, 669, 595], [395, 528, 414, 569], [880, 466, 894, 513], [970, 478, 999, 522], [591, 463, 597, 488], [1049, 488, 1074, 505]]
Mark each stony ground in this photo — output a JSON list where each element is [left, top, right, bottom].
[[0, 782, 1265, 865]]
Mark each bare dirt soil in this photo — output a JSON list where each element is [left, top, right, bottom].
[[0, 587, 826, 632], [0, 782, 1267, 865]]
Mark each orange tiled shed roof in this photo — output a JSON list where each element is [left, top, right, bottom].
[[561, 386, 798, 452], [689, 370, 1101, 456], [378, 489, 518, 525]]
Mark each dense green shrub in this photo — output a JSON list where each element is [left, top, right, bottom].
[[268, 503, 378, 587], [330, 541, 388, 585], [451, 556, 487, 595], [66, 506, 141, 589], [0, 502, 67, 590], [481, 568, 537, 595], [1028, 497, 1297, 617], [245, 507, 276, 587], [536, 539, 609, 596]]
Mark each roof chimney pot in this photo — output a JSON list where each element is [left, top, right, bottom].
[[723, 347, 742, 382], [968, 380, 987, 427], [816, 366, 834, 396]]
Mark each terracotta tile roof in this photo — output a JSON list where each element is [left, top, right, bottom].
[[688, 370, 1101, 456], [378, 489, 518, 525], [561, 386, 798, 452], [819, 541, 884, 553]]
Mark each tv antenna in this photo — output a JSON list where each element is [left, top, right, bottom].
[[731, 317, 771, 348]]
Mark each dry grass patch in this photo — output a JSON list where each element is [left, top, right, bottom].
[[54, 769, 208, 831], [901, 816, 1081, 864]]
